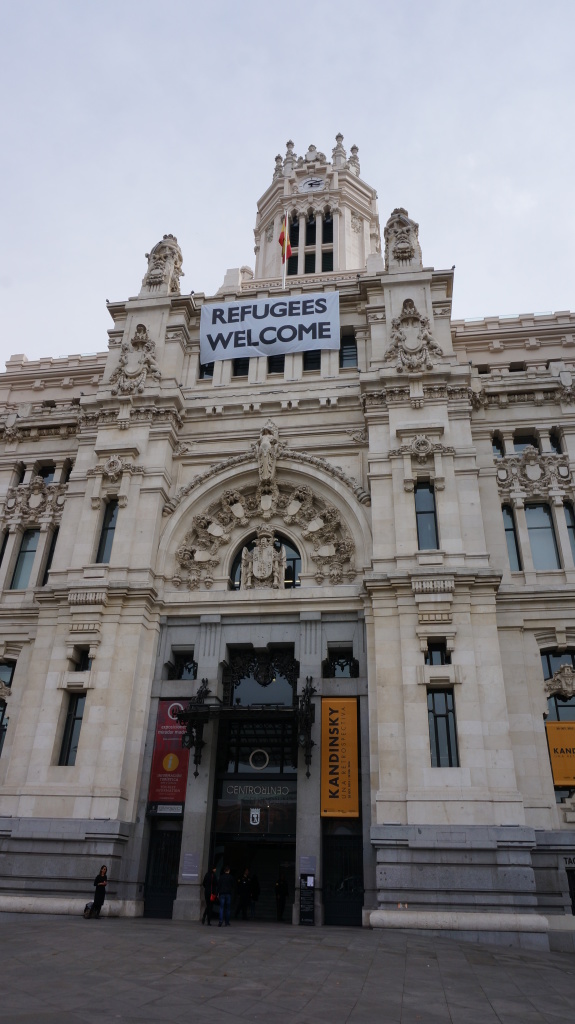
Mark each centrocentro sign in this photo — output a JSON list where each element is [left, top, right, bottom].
[[200, 293, 340, 363]]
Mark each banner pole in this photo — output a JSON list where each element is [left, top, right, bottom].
[[282, 211, 287, 291]]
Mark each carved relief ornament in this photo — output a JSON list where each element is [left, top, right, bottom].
[[2, 476, 67, 525], [109, 324, 161, 396], [495, 447, 571, 502], [384, 208, 421, 268], [384, 299, 443, 373], [142, 234, 184, 295], [545, 664, 575, 699]]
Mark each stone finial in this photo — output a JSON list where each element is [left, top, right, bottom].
[[273, 154, 283, 180], [284, 140, 296, 174], [384, 208, 423, 272], [332, 133, 347, 168], [140, 234, 184, 297], [348, 144, 360, 176]]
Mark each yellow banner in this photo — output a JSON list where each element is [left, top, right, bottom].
[[321, 698, 359, 817], [546, 722, 575, 787]]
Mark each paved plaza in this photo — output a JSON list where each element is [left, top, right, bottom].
[[1, 912, 574, 1023]]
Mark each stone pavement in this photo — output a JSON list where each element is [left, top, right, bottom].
[[1, 912, 574, 1024]]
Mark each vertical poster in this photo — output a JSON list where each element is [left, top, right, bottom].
[[148, 700, 190, 806], [320, 698, 359, 817], [546, 722, 575, 786]]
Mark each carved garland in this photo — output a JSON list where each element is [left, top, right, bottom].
[[173, 481, 356, 589]]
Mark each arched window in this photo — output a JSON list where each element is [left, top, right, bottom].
[[230, 533, 301, 590]]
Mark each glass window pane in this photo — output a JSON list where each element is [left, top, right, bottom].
[[417, 512, 438, 550], [10, 529, 40, 589], [565, 505, 575, 563], [525, 504, 560, 569], [96, 500, 118, 564]]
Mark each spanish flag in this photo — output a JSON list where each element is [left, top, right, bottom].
[[279, 215, 292, 263]]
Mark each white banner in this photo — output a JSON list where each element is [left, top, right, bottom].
[[200, 292, 340, 363]]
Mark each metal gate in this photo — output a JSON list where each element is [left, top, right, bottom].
[[144, 823, 182, 919], [323, 835, 364, 926]]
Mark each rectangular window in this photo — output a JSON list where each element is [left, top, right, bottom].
[[525, 503, 560, 570], [73, 649, 92, 672], [0, 662, 15, 758], [95, 500, 119, 564], [321, 250, 334, 272], [322, 214, 333, 244], [10, 529, 40, 590], [198, 361, 214, 379], [304, 252, 316, 275], [232, 358, 250, 377], [502, 505, 522, 571], [305, 217, 316, 247], [42, 527, 59, 586], [414, 483, 439, 550], [340, 332, 357, 368], [565, 504, 575, 563], [168, 652, 198, 681], [58, 693, 86, 766], [303, 349, 321, 372], [425, 641, 451, 666], [0, 530, 8, 568], [286, 254, 298, 276], [427, 689, 459, 767], [267, 355, 285, 374], [37, 465, 56, 484], [492, 435, 504, 458], [514, 434, 539, 453], [290, 218, 299, 248]]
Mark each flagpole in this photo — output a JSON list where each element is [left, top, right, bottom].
[[282, 211, 288, 291]]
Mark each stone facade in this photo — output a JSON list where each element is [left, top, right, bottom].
[[0, 137, 574, 949]]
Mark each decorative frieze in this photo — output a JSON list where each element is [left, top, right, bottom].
[[68, 591, 108, 606], [389, 435, 455, 465]]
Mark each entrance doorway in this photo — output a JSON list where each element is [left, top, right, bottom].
[[323, 833, 364, 927], [214, 840, 296, 921], [143, 820, 183, 919]]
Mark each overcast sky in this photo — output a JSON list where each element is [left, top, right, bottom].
[[1, 0, 574, 369]]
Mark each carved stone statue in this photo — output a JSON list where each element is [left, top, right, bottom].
[[109, 324, 161, 395], [384, 208, 422, 271], [241, 526, 286, 589], [252, 420, 284, 484], [140, 234, 184, 296]]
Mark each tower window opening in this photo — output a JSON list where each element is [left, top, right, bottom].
[[321, 250, 334, 272], [290, 217, 299, 248], [305, 215, 316, 247], [304, 252, 316, 275], [323, 212, 333, 244]]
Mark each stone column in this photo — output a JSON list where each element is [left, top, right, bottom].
[[295, 612, 322, 923]]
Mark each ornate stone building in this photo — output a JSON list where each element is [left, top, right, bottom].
[[1, 137, 574, 949]]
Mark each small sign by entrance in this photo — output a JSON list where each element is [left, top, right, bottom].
[[181, 852, 199, 880], [299, 874, 315, 926]]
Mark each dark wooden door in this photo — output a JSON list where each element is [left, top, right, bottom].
[[144, 824, 182, 919], [323, 835, 364, 926]]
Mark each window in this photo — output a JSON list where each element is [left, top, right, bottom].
[[62, 462, 73, 484], [37, 464, 56, 484], [425, 641, 451, 666], [514, 433, 539, 453], [168, 653, 198, 681], [10, 529, 40, 589], [95, 499, 118, 564], [549, 430, 563, 454], [304, 252, 316, 274], [414, 483, 439, 550], [289, 216, 299, 248], [58, 693, 86, 766], [323, 212, 333, 244], [305, 215, 316, 247], [230, 534, 301, 590], [303, 349, 321, 372], [427, 689, 459, 767], [233, 358, 249, 377], [322, 649, 359, 678], [42, 527, 59, 585], [321, 250, 334, 272], [267, 355, 285, 374], [492, 434, 504, 458], [565, 504, 575, 563], [340, 331, 357, 368], [199, 361, 214, 380], [72, 649, 92, 672], [509, 361, 526, 373], [525, 503, 560, 570], [286, 254, 298, 276], [541, 650, 575, 803], [14, 464, 26, 485], [0, 530, 8, 568], [0, 662, 15, 758], [502, 505, 522, 571]]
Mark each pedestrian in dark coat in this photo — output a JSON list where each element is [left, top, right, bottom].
[[217, 866, 234, 927], [201, 866, 217, 925], [91, 865, 108, 918]]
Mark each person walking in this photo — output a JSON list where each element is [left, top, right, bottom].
[[275, 873, 288, 922], [90, 865, 108, 918], [201, 866, 217, 925], [217, 866, 233, 927], [235, 867, 251, 920]]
